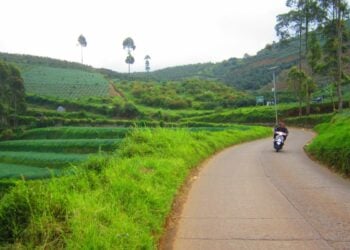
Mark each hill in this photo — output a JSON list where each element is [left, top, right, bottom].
[[135, 38, 300, 90], [0, 52, 127, 99]]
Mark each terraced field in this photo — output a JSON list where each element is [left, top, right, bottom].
[[0, 127, 128, 179], [21, 65, 110, 99]]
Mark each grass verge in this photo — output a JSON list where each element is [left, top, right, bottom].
[[306, 112, 350, 175], [0, 126, 270, 249]]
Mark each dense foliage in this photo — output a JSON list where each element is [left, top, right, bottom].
[[0, 61, 26, 129], [116, 78, 250, 110]]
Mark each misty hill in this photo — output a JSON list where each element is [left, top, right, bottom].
[[136, 38, 301, 90]]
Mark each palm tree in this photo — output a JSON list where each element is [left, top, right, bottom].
[[144, 55, 151, 72], [123, 37, 136, 74]]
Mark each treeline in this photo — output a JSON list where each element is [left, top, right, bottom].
[[277, 0, 350, 115], [0, 61, 26, 129]]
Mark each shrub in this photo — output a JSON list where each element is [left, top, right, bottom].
[[0, 129, 14, 140]]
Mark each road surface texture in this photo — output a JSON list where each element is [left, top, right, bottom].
[[171, 129, 350, 250]]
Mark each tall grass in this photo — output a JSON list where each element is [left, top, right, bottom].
[[306, 112, 350, 175], [0, 126, 270, 249]]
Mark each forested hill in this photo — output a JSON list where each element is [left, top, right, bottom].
[[137, 38, 301, 90]]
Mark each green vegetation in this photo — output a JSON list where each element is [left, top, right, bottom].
[[0, 139, 121, 154], [0, 127, 126, 180], [135, 44, 298, 90], [22, 65, 109, 99], [0, 126, 270, 249], [0, 61, 26, 129], [116, 78, 249, 110], [306, 112, 350, 175], [18, 126, 130, 139], [0, 163, 61, 179], [0, 151, 88, 169], [285, 113, 334, 127]]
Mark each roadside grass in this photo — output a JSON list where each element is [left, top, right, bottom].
[[0, 126, 270, 249], [306, 111, 350, 175]]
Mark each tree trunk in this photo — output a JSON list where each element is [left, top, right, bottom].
[[298, 27, 303, 117], [81, 46, 83, 64], [336, 3, 343, 112], [306, 83, 310, 115]]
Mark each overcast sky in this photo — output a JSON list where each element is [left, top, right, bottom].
[[0, 0, 290, 72]]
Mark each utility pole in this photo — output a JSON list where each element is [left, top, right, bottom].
[[269, 66, 279, 125]]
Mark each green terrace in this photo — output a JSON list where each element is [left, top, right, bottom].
[[0, 127, 127, 179]]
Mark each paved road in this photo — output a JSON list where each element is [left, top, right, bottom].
[[171, 129, 350, 250]]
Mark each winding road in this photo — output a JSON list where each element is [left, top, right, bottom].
[[169, 129, 350, 250]]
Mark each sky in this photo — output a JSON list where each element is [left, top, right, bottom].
[[0, 0, 290, 72]]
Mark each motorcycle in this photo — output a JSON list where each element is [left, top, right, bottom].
[[273, 131, 287, 152]]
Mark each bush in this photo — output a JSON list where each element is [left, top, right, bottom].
[[0, 129, 14, 140]]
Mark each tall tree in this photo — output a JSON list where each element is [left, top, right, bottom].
[[306, 31, 322, 114], [276, 0, 323, 115], [123, 37, 136, 74], [318, 0, 349, 111], [78, 34, 87, 64], [0, 61, 26, 129], [287, 66, 308, 115], [144, 55, 151, 73], [125, 53, 135, 74], [276, 0, 322, 66]]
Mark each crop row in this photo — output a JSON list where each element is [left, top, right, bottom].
[[0, 163, 62, 179], [0, 139, 122, 153], [19, 127, 131, 140], [25, 82, 109, 99], [22, 65, 108, 86], [0, 151, 88, 169]]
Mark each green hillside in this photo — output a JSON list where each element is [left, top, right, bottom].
[[135, 39, 300, 90], [0, 53, 112, 99]]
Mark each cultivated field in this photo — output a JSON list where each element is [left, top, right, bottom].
[[0, 127, 127, 179], [22, 65, 110, 99]]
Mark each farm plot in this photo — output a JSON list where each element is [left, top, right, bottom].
[[0, 163, 62, 179], [0, 127, 126, 179], [22, 65, 110, 99], [0, 139, 121, 153], [19, 127, 131, 139]]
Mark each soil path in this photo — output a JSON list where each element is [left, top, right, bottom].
[[169, 129, 350, 249]]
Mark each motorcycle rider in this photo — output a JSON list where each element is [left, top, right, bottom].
[[274, 120, 289, 141]]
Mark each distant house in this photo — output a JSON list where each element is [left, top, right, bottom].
[[57, 106, 66, 112]]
